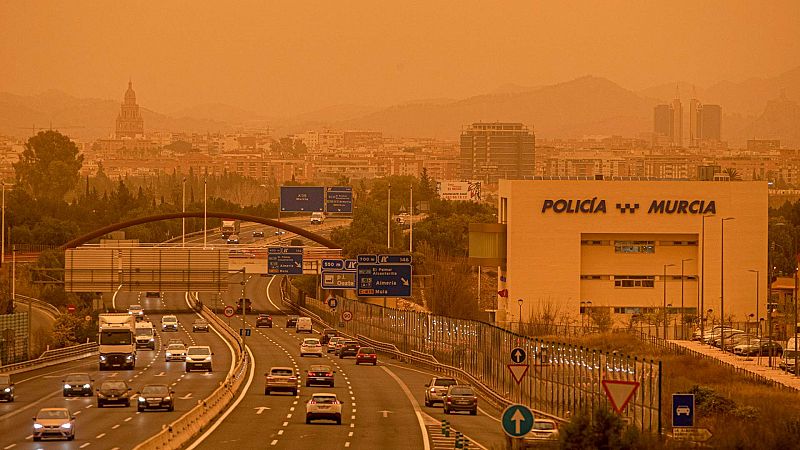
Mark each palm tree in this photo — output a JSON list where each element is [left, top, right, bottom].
[[724, 168, 741, 181]]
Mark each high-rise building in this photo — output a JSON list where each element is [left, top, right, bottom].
[[700, 104, 721, 141], [459, 122, 535, 184], [115, 81, 144, 139], [689, 98, 702, 147], [653, 104, 673, 139], [671, 96, 683, 147]]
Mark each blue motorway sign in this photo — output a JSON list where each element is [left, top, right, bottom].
[[325, 186, 353, 213], [343, 259, 358, 271], [672, 393, 695, 428], [280, 186, 325, 212], [501, 404, 535, 438], [268, 247, 303, 275], [321, 271, 356, 289], [378, 254, 412, 264], [357, 254, 377, 264], [356, 264, 412, 297], [321, 259, 344, 271]]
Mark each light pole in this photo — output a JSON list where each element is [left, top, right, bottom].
[[182, 177, 186, 247], [663, 263, 675, 340], [745, 313, 755, 360], [1, 181, 7, 266], [518, 298, 523, 333], [409, 185, 413, 253], [387, 183, 392, 249], [748, 269, 759, 333], [700, 214, 714, 335], [681, 258, 693, 339], [203, 178, 207, 249], [759, 317, 765, 364], [721, 217, 735, 353]]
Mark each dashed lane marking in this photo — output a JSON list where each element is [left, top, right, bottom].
[[96, 433, 106, 439]]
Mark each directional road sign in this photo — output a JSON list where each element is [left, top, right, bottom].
[[601, 379, 640, 414], [672, 393, 695, 428], [344, 259, 358, 271], [322, 272, 357, 289], [511, 347, 527, 364], [321, 259, 344, 271], [325, 186, 353, 214], [357, 254, 377, 264], [507, 364, 529, 384], [501, 404, 535, 438], [377, 254, 412, 264], [223, 305, 235, 318], [356, 263, 412, 297], [280, 186, 324, 212], [268, 247, 304, 275]]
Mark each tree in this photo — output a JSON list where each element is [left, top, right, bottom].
[[418, 167, 436, 200], [13, 130, 84, 202]]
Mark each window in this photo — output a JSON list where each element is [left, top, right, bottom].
[[614, 275, 655, 288], [614, 241, 655, 253]]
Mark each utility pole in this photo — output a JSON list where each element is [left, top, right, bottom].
[[663, 263, 675, 339], [203, 178, 207, 249], [182, 177, 186, 247], [721, 217, 734, 353], [409, 185, 413, 253], [387, 183, 392, 249]]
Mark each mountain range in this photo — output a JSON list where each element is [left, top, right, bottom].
[[1, 67, 799, 146]]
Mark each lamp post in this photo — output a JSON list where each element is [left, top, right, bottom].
[[700, 214, 714, 335], [387, 183, 392, 249], [1, 181, 7, 266], [759, 317, 765, 365], [707, 309, 714, 333], [518, 298, 523, 333], [744, 313, 755, 361], [748, 269, 759, 333], [721, 217, 735, 353], [681, 258, 693, 339], [203, 178, 207, 249], [409, 185, 413, 253], [182, 177, 186, 247], [663, 263, 675, 340]]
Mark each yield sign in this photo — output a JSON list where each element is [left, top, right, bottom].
[[601, 379, 640, 414], [507, 364, 529, 384]]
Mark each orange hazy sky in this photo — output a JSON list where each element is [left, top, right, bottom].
[[2, 0, 799, 116]]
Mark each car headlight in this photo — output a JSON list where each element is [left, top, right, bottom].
[[64, 384, 72, 389], [3, 388, 10, 392], [126, 355, 133, 360], [100, 356, 107, 361], [149, 338, 154, 342], [139, 396, 146, 402], [61, 423, 72, 429], [33, 423, 43, 429], [165, 396, 171, 401], [166, 352, 172, 357], [83, 384, 91, 389]]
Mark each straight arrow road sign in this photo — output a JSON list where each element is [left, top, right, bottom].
[[601, 379, 640, 414], [501, 404, 534, 438]]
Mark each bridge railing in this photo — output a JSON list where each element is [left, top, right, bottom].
[[13, 294, 61, 320], [0, 342, 98, 374], [282, 280, 662, 433]]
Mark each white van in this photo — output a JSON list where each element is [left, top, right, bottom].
[[134, 321, 155, 349], [296, 317, 313, 333], [310, 212, 325, 225]]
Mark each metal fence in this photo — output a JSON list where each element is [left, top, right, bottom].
[[285, 282, 663, 433], [0, 312, 29, 364]]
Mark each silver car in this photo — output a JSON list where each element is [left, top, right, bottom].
[[32, 408, 75, 441]]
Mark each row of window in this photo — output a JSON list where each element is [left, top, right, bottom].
[[581, 240, 699, 252], [580, 274, 698, 288], [580, 306, 698, 315]]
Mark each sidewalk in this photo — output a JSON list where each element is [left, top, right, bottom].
[[668, 339, 800, 391]]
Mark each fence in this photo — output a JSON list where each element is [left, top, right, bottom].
[[0, 342, 98, 373], [285, 281, 663, 433], [0, 312, 29, 364]]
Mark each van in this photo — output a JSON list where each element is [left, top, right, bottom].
[[296, 317, 313, 333], [310, 212, 325, 225], [134, 321, 156, 349]]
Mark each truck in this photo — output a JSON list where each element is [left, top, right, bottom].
[[134, 321, 156, 350], [221, 219, 240, 238], [98, 313, 137, 370]]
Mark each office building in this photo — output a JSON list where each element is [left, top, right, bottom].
[[459, 122, 535, 184], [700, 105, 722, 141]]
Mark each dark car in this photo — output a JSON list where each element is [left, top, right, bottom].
[[192, 319, 209, 332], [137, 384, 175, 412], [443, 385, 478, 415], [235, 298, 252, 314], [256, 314, 273, 328], [62, 373, 94, 397], [306, 364, 335, 387], [96, 380, 132, 407], [339, 340, 360, 359], [0, 374, 14, 402], [355, 347, 377, 365], [286, 315, 299, 328], [252, 230, 265, 238], [320, 329, 338, 345]]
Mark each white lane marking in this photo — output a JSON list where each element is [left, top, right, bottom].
[[96, 433, 106, 438], [112, 424, 120, 429], [124, 417, 132, 422], [345, 443, 350, 448], [348, 431, 354, 437], [74, 410, 82, 415], [270, 440, 278, 446], [112, 283, 123, 310], [381, 366, 430, 450], [277, 430, 284, 435], [4, 444, 17, 449], [286, 413, 292, 418], [79, 443, 90, 448], [282, 421, 288, 426], [289, 406, 294, 412], [179, 393, 193, 399]]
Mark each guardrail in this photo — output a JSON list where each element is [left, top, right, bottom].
[[13, 294, 61, 320], [133, 301, 249, 450], [0, 342, 98, 374]]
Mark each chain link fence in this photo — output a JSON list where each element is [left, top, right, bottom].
[[0, 312, 29, 364], [285, 281, 662, 433]]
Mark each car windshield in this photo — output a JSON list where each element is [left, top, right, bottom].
[[168, 344, 185, 351], [194, 320, 207, 325], [129, 306, 142, 311], [101, 381, 127, 390], [259, 315, 270, 319], [449, 387, 474, 395], [359, 347, 375, 354], [313, 396, 337, 404], [310, 365, 331, 372], [163, 317, 177, 323], [37, 410, 69, 420], [0, 375, 10, 385], [271, 369, 293, 376], [533, 421, 556, 431], [64, 374, 90, 383], [344, 341, 357, 346], [100, 330, 132, 345], [303, 339, 320, 345], [188, 347, 210, 355], [141, 385, 169, 396], [135, 328, 153, 336], [434, 379, 457, 387]]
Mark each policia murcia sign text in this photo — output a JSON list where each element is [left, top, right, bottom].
[[542, 199, 716, 215]]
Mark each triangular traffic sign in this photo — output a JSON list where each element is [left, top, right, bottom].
[[507, 364, 529, 384], [601, 379, 640, 414]]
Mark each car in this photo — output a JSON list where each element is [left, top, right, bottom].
[[443, 384, 478, 415], [227, 234, 240, 244], [167, 338, 185, 347], [676, 406, 691, 416], [734, 339, 783, 356], [0, 374, 14, 402], [137, 384, 174, 412], [145, 291, 161, 299], [355, 347, 378, 365], [252, 230, 265, 238], [722, 333, 756, 352], [192, 319, 209, 332], [310, 212, 326, 225], [524, 418, 559, 442], [32, 408, 75, 441], [327, 336, 344, 353], [127, 304, 144, 316], [305, 393, 342, 424], [161, 315, 179, 332], [333, 339, 347, 355], [265, 367, 298, 395], [424, 377, 458, 406], [274, 230, 286, 236], [296, 316, 313, 333], [306, 365, 335, 387], [185, 345, 213, 372], [320, 329, 338, 345], [339, 340, 360, 359], [236, 298, 252, 314], [256, 314, 273, 328], [165, 343, 188, 362], [300, 338, 323, 357], [96, 380, 132, 407], [286, 315, 299, 328], [62, 373, 94, 397]]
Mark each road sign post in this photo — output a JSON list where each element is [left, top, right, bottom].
[[267, 247, 304, 275], [223, 305, 235, 317], [356, 254, 413, 298], [672, 393, 695, 428], [601, 379, 640, 414]]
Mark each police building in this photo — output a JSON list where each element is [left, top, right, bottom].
[[485, 179, 767, 330]]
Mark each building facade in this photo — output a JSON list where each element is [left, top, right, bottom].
[[115, 81, 144, 139], [496, 179, 767, 328], [459, 122, 535, 184]]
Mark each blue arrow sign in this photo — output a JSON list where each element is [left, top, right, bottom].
[[268, 247, 303, 275], [356, 263, 412, 297], [501, 404, 534, 438], [672, 393, 695, 428], [511, 347, 527, 364], [378, 254, 412, 264], [357, 254, 377, 264], [321, 259, 344, 271]]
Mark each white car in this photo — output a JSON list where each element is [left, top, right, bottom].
[[305, 393, 342, 424], [300, 338, 323, 357], [32, 408, 75, 441], [524, 418, 559, 441], [185, 346, 213, 372], [127, 304, 144, 316], [165, 343, 187, 362], [161, 315, 179, 332]]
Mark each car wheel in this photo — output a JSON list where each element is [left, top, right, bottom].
[[293, 390, 298, 396], [330, 382, 335, 388], [186, 368, 190, 373], [336, 417, 342, 425], [126, 400, 131, 407], [471, 409, 477, 416], [169, 405, 174, 412], [305, 382, 310, 387], [138, 407, 143, 412], [265, 388, 270, 395], [444, 407, 450, 414], [68, 434, 75, 441], [355, 361, 359, 365], [98, 401, 103, 408], [373, 362, 377, 366], [339, 355, 344, 359], [424, 399, 431, 407], [306, 417, 311, 424], [207, 368, 212, 373], [33, 437, 41, 442]]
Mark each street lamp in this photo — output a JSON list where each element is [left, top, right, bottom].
[[663, 263, 675, 340], [203, 178, 207, 249], [387, 183, 392, 249], [518, 298, 524, 333], [681, 258, 693, 339], [720, 217, 735, 352], [182, 177, 186, 247], [1, 181, 13, 267], [748, 269, 759, 332], [700, 214, 714, 336]]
